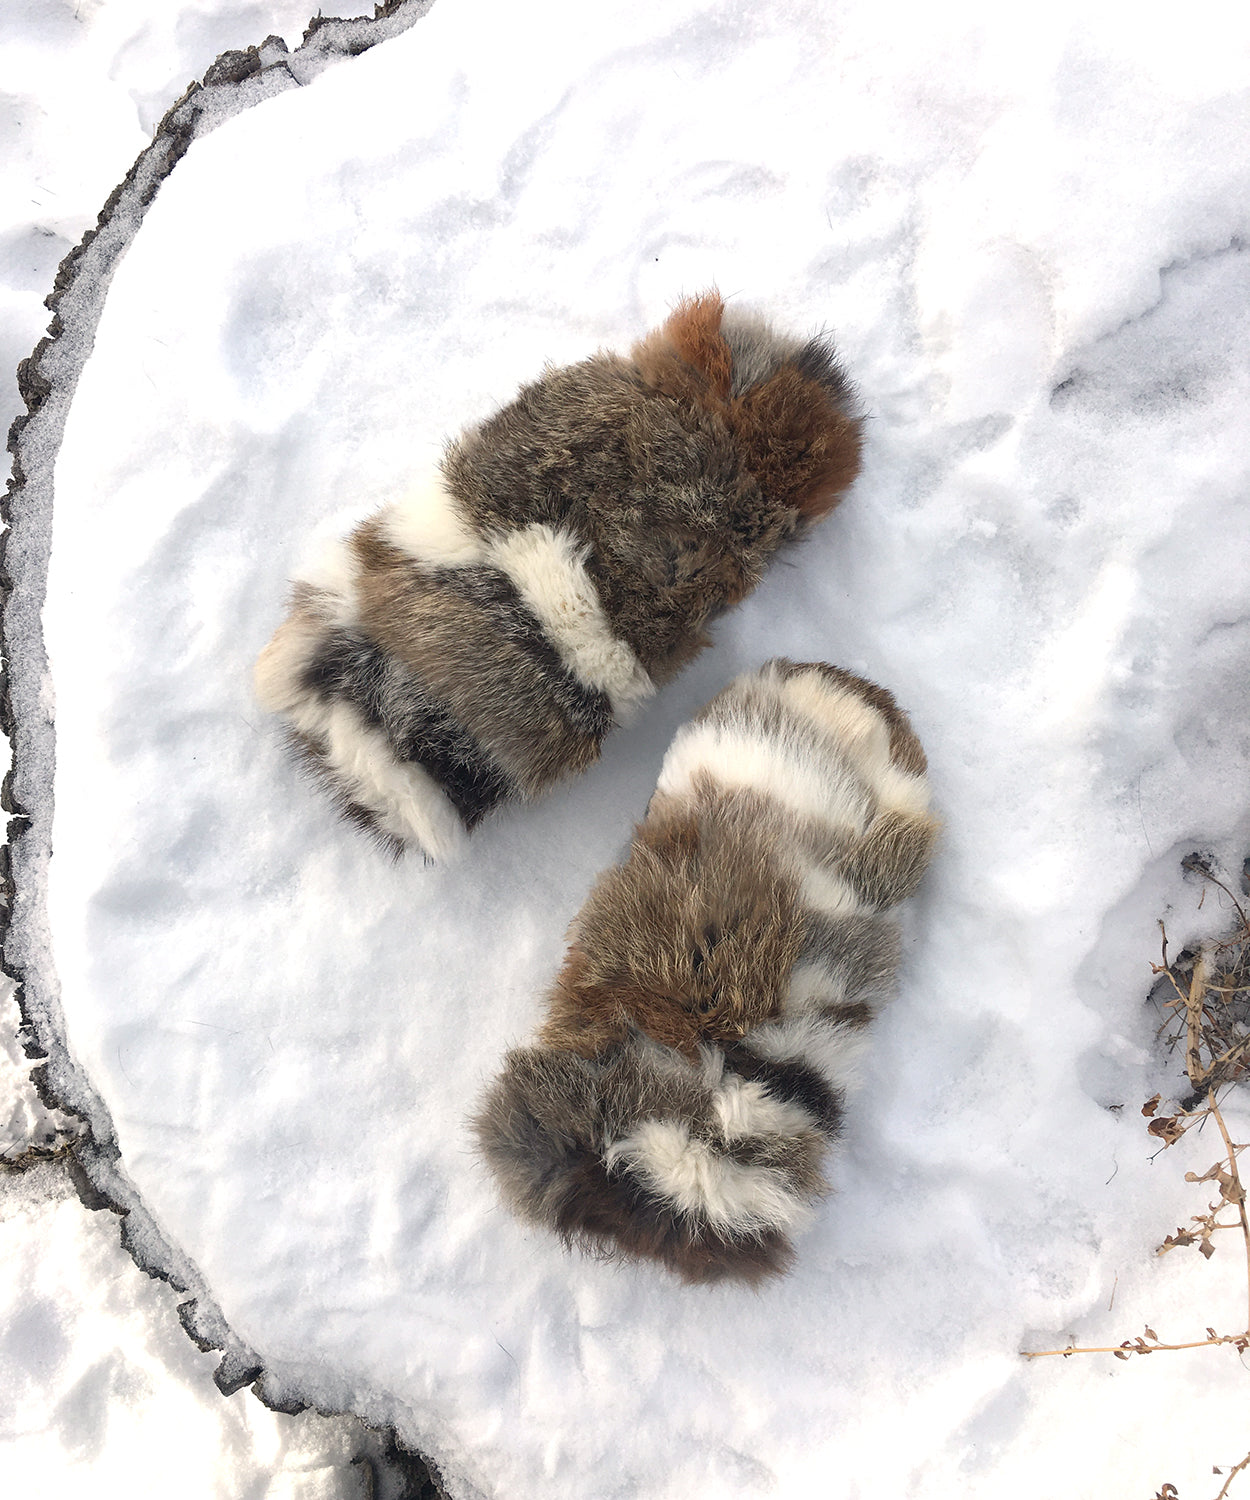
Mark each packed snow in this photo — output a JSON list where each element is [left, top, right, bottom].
[[8, 0, 1250, 1496]]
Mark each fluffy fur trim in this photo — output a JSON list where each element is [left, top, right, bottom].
[[256, 297, 863, 855], [475, 661, 937, 1282]]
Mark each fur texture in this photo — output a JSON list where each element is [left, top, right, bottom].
[[255, 294, 863, 855], [474, 661, 937, 1284]]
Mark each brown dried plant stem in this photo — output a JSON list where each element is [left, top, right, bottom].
[[1211, 1098, 1250, 1333], [1021, 1332, 1246, 1359], [1188, 947, 1212, 1099], [1217, 1454, 1250, 1500]]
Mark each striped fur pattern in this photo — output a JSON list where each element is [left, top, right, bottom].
[[254, 294, 863, 855], [474, 661, 938, 1284]]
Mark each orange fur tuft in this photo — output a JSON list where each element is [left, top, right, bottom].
[[660, 292, 733, 398]]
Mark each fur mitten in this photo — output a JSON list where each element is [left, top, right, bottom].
[[254, 295, 862, 857], [474, 660, 937, 1283]]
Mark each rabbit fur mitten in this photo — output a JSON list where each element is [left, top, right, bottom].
[[254, 295, 862, 857], [474, 660, 938, 1284]]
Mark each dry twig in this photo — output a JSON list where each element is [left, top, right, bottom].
[[1216, 1453, 1250, 1500]]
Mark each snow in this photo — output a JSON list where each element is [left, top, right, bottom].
[[2, 3, 441, 1496], [0, 0, 387, 440], [0, 1157, 393, 1498], [7, 0, 1250, 1497]]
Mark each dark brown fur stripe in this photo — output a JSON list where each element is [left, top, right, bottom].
[[819, 1000, 874, 1029], [720, 1042, 846, 1138], [299, 627, 512, 827], [352, 521, 603, 796]]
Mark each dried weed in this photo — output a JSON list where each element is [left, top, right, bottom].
[[1024, 855, 1250, 1498]]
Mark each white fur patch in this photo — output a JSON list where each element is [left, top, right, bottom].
[[253, 609, 322, 717], [800, 864, 864, 920], [289, 537, 361, 627], [606, 1120, 810, 1235], [748, 1013, 871, 1097], [785, 959, 850, 1011], [776, 668, 931, 818], [379, 472, 486, 569], [870, 763, 933, 819], [254, 527, 360, 720], [282, 691, 466, 861], [776, 666, 887, 755], [657, 720, 870, 834], [709, 1073, 817, 1141], [486, 523, 655, 722]]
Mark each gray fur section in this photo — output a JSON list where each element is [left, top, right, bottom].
[[797, 911, 902, 1012], [431, 564, 615, 741], [720, 308, 805, 395], [475, 1046, 601, 1223], [837, 811, 940, 908], [721, 307, 858, 413]]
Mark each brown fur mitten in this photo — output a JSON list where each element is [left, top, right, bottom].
[[474, 660, 938, 1284], [254, 295, 862, 857]]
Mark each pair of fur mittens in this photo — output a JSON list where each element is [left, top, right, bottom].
[[474, 660, 937, 1285], [254, 294, 861, 858]]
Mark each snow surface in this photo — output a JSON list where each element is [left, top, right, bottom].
[[0, 1156, 392, 1499], [2, 3, 436, 1496], [0, 0, 385, 443], [15, 0, 1250, 1496]]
